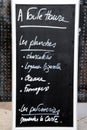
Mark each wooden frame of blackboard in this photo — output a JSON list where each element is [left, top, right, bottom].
[[12, 0, 79, 130]]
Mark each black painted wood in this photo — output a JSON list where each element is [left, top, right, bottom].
[[15, 4, 75, 127]]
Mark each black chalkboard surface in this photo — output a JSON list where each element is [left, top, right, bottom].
[[12, 0, 79, 130]]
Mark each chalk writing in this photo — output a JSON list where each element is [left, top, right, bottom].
[[19, 103, 60, 124], [24, 62, 61, 73], [20, 116, 38, 124], [24, 84, 50, 95], [24, 74, 46, 82], [17, 7, 69, 23], [19, 35, 56, 49], [25, 52, 53, 60]]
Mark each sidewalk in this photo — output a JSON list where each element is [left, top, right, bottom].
[[0, 102, 12, 130], [78, 103, 87, 130], [0, 102, 87, 130]]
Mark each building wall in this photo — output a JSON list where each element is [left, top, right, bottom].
[[0, 0, 11, 101], [0, 0, 87, 102]]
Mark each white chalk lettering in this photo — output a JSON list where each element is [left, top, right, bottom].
[[20, 116, 38, 124], [24, 62, 41, 73], [45, 11, 69, 23], [26, 7, 69, 23], [26, 52, 53, 60], [17, 9, 23, 22], [29, 36, 56, 49], [19, 35, 28, 46], [24, 62, 61, 73], [19, 104, 28, 113], [43, 63, 61, 73], [25, 74, 46, 82], [45, 116, 59, 123], [26, 7, 46, 20], [24, 84, 49, 95], [29, 103, 60, 115]]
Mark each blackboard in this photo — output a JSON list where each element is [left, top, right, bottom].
[[12, 0, 79, 130]]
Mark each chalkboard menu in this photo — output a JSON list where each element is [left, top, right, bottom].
[[12, 0, 79, 130]]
